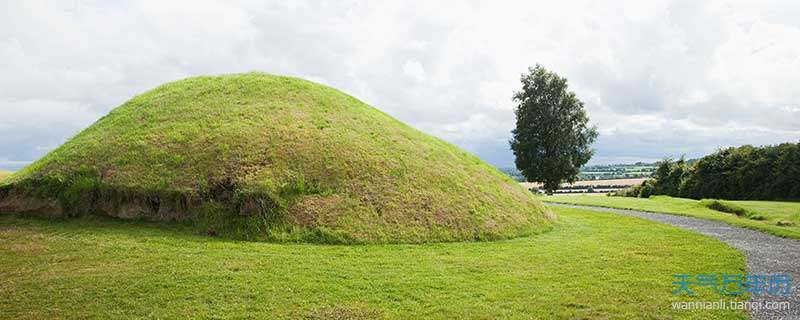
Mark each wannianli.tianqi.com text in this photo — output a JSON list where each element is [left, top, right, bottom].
[[671, 300, 791, 311]]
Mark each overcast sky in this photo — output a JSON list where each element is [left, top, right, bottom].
[[1, 1, 799, 170]]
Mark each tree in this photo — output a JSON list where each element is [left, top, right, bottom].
[[647, 157, 687, 197], [510, 65, 598, 193]]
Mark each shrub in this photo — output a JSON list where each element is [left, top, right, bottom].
[[700, 199, 764, 220], [612, 185, 640, 197]]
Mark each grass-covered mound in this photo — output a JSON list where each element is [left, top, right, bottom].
[[0, 73, 552, 243]]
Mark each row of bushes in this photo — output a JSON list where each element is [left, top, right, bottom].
[[615, 142, 800, 200]]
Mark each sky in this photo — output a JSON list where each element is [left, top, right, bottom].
[[1, 0, 799, 170]]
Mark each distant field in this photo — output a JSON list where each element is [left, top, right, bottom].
[[0, 206, 745, 319], [520, 178, 647, 189], [501, 164, 655, 182], [577, 163, 656, 180], [520, 178, 647, 194], [0, 171, 11, 181], [541, 195, 800, 240]]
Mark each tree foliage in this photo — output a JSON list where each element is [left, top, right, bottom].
[[619, 143, 800, 200], [510, 65, 598, 192]]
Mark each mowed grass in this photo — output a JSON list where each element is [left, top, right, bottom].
[[0, 207, 745, 319], [732, 200, 800, 223], [543, 195, 800, 239]]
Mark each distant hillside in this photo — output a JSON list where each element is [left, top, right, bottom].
[[577, 163, 656, 180], [501, 163, 656, 182]]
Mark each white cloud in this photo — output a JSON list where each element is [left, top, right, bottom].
[[402, 60, 426, 82], [0, 0, 798, 169]]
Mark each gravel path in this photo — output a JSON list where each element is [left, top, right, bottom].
[[548, 203, 800, 320]]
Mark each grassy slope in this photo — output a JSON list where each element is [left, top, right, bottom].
[[0, 171, 10, 182], [0, 206, 745, 319], [2, 73, 550, 243], [732, 200, 800, 223], [542, 195, 800, 239]]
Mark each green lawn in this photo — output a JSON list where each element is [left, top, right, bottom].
[[732, 200, 800, 223], [542, 195, 800, 239], [0, 206, 745, 319]]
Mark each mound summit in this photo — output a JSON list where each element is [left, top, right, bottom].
[[0, 73, 553, 243]]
